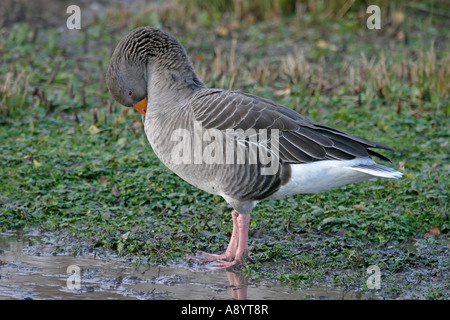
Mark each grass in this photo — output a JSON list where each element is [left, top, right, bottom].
[[0, 0, 448, 299]]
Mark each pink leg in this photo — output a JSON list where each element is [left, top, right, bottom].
[[187, 210, 239, 261], [222, 210, 240, 259], [233, 213, 250, 262], [185, 211, 251, 268]]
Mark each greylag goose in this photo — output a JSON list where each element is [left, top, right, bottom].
[[106, 27, 402, 268]]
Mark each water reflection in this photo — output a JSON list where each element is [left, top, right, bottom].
[[0, 231, 372, 300], [226, 271, 248, 300]]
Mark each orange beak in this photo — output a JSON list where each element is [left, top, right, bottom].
[[133, 97, 147, 116]]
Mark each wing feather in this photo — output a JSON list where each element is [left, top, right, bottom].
[[189, 89, 393, 164]]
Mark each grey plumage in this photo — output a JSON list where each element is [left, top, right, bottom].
[[106, 27, 402, 265], [106, 26, 401, 210]]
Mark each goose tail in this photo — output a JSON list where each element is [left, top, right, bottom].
[[345, 163, 403, 179]]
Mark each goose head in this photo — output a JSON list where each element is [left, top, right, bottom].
[[106, 59, 147, 114], [106, 27, 202, 116]]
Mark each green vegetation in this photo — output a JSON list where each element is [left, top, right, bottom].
[[0, 0, 448, 299]]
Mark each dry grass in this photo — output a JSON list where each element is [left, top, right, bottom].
[[416, 46, 450, 101], [175, 0, 407, 24], [191, 36, 449, 116], [0, 70, 29, 117]]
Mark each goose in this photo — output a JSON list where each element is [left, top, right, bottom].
[[106, 27, 402, 268]]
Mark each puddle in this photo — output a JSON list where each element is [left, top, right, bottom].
[[0, 231, 373, 300]]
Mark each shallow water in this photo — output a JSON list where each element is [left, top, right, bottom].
[[0, 231, 372, 300]]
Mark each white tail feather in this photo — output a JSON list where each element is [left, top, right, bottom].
[[345, 163, 403, 179], [271, 158, 402, 199]]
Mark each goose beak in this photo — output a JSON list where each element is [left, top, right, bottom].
[[133, 97, 147, 115]]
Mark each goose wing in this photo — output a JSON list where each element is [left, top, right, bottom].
[[189, 89, 394, 164]]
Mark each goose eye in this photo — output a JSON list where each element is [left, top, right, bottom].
[[128, 90, 133, 96]]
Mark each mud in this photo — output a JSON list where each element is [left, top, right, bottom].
[[0, 230, 373, 300]]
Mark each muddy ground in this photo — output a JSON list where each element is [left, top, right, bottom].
[[0, 229, 373, 300]]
